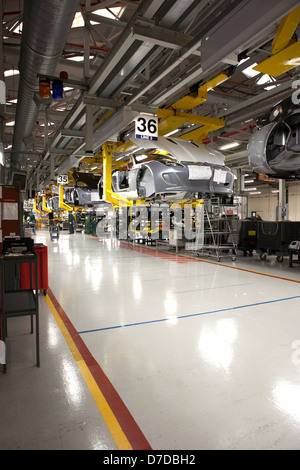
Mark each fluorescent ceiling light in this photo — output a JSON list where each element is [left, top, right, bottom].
[[11, 21, 22, 34], [257, 74, 272, 85], [5, 120, 15, 127], [135, 154, 148, 162], [0, 143, 4, 166], [72, 7, 123, 27], [249, 191, 261, 195], [219, 142, 240, 150], [242, 62, 260, 78], [92, 7, 122, 21], [66, 55, 93, 62], [66, 56, 84, 62], [4, 69, 19, 77], [6, 98, 18, 105], [244, 187, 257, 191], [238, 57, 250, 66], [244, 179, 254, 183], [72, 12, 84, 28], [164, 129, 179, 137]]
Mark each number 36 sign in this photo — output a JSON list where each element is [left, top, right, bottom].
[[135, 115, 158, 141]]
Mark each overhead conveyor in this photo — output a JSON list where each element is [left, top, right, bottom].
[[5, 0, 300, 198], [254, 5, 300, 77]]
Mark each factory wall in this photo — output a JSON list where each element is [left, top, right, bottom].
[[247, 182, 300, 221]]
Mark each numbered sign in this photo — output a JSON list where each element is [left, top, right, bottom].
[[57, 175, 68, 185], [135, 115, 158, 141], [24, 198, 34, 210]]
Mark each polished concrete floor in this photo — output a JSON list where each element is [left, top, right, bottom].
[[1, 227, 300, 450]]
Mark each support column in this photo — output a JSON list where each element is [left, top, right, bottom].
[[102, 142, 112, 201], [277, 179, 287, 220], [0, 1, 5, 185], [85, 104, 93, 155], [84, 0, 91, 82], [36, 171, 40, 193], [50, 154, 55, 182], [235, 169, 244, 194]]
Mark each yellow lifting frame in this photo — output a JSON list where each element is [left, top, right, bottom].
[[58, 184, 73, 211], [254, 5, 300, 77], [42, 195, 51, 213], [102, 142, 134, 207], [34, 198, 41, 214]]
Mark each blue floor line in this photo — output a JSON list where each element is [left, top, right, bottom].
[[176, 282, 254, 294], [78, 295, 300, 335]]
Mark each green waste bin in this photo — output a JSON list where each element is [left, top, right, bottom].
[[91, 216, 98, 236], [85, 214, 91, 234]]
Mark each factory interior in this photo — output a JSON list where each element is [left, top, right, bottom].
[[1, 0, 300, 452]]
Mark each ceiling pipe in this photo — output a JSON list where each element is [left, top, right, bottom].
[[11, 0, 80, 172], [224, 87, 293, 128]]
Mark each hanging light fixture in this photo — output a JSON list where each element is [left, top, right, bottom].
[[39, 77, 51, 98], [52, 79, 64, 100]]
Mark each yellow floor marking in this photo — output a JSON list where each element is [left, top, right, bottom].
[[45, 294, 132, 450]]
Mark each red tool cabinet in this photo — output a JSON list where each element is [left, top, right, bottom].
[[20, 243, 48, 294]]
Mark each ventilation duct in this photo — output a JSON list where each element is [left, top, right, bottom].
[[11, 0, 80, 172], [225, 88, 293, 128]]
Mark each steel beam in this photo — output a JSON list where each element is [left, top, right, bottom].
[[201, 0, 300, 73], [132, 23, 199, 54]]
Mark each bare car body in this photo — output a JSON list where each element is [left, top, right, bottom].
[[248, 97, 300, 179], [64, 171, 103, 207], [110, 136, 235, 202]]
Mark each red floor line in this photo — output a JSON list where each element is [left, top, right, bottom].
[[116, 239, 300, 283], [47, 287, 152, 451], [117, 241, 201, 264]]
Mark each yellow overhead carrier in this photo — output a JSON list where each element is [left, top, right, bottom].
[[157, 108, 225, 143], [254, 5, 300, 76], [171, 71, 231, 110], [98, 71, 231, 198], [155, 69, 230, 143]]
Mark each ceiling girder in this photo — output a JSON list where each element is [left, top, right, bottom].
[[201, 0, 300, 72], [7, 0, 299, 191]]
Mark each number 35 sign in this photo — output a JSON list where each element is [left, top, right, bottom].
[[135, 115, 158, 141], [57, 175, 68, 185]]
